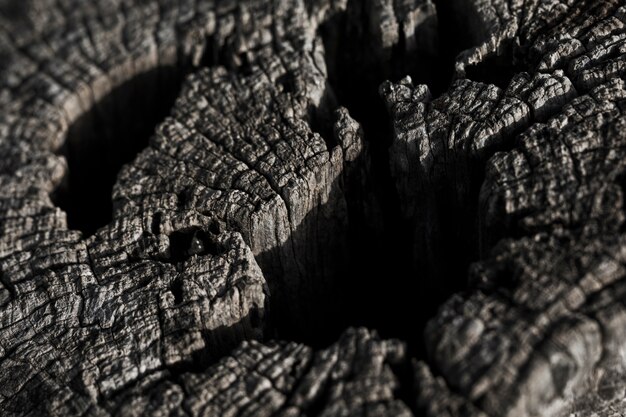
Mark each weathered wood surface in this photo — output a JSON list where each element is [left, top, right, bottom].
[[386, 1, 626, 416], [1, 0, 626, 416]]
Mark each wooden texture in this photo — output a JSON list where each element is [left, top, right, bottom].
[[387, 1, 626, 416], [1, 0, 626, 416]]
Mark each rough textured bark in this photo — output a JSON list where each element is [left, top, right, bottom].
[[2, 0, 626, 416]]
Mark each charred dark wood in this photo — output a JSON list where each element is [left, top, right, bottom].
[[2, 0, 626, 416]]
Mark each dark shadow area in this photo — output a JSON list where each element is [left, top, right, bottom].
[[431, 0, 480, 94], [308, 0, 525, 359], [168, 227, 227, 263], [317, 3, 439, 347], [433, 0, 525, 90], [53, 66, 185, 237], [412, 155, 491, 318], [464, 48, 526, 90], [296, 1, 446, 353], [254, 177, 350, 347]]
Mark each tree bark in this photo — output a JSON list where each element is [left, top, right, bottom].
[[1, 0, 625, 416]]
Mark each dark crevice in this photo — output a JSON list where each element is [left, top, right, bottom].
[[464, 46, 527, 89], [276, 72, 296, 93], [305, 0, 454, 355], [151, 212, 162, 235], [170, 278, 184, 305], [286, 5, 417, 348], [52, 65, 186, 237], [433, 0, 526, 90], [301, 0, 534, 361], [167, 227, 227, 264], [391, 357, 419, 415], [431, 0, 479, 94], [425, 155, 491, 293], [177, 189, 191, 210], [308, 87, 340, 150]]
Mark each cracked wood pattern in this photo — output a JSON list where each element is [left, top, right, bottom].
[[385, 1, 626, 416], [1, 0, 626, 416]]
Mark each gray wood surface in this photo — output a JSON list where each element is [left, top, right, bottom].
[[1, 0, 625, 416]]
